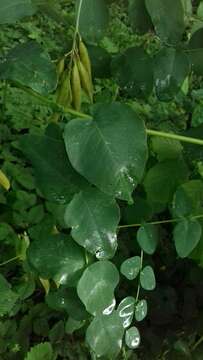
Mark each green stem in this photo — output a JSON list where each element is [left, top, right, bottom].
[[118, 214, 203, 230], [135, 250, 143, 303], [20, 86, 91, 119], [0, 256, 20, 267], [12, 85, 203, 145], [192, 335, 203, 351], [146, 129, 203, 146]]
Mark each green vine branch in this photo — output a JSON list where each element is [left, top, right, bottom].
[[135, 250, 144, 303], [15, 85, 203, 146], [118, 214, 203, 230]]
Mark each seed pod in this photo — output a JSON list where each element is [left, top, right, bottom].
[[71, 61, 81, 111], [79, 40, 92, 77], [57, 70, 72, 106], [77, 59, 93, 103], [0, 170, 10, 191], [56, 57, 65, 80]]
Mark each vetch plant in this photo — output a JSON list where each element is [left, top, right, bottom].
[[1, 0, 203, 359]]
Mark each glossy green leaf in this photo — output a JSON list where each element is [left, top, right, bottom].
[[112, 47, 153, 99], [28, 234, 85, 285], [125, 326, 141, 349], [120, 256, 141, 280], [77, 261, 119, 315], [137, 224, 158, 255], [145, 0, 185, 45], [0, 274, 19, 317], [0, 0, 37, 24], [64, 187, 120, 260], [140, 266, 156, 291], [153, 48, 189, 101], [117, 296, 135, 328], [128, 0, 153, 34], [0, 42, 57, 95], [25, 342, 53, 360], [64, 102, 148, 203], [76, 0, 109, 43], [188, 28, 203, 76], [144, 160, 188, 210], [173, 219, 202, 258], [46, 288, 89, 321], [172, 180, 203, 217], [135, 299, 148, 322], [21, 133, 86, 204], [86, 312, 124, 358]]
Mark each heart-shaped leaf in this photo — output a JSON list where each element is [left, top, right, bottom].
[[64, 102, 148, 202], [86, 312, 124, 358], [77, 261, 119, 315], [173, 218, 202, 258], [64, 187, 120, 260]]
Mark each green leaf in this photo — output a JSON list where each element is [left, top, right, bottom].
[[86, 312, 124, 358], [77, 261, 119, 315], [145, 0, 185, 45], [64, 102, 148, 202], [21, 133, 86, 204], [135, 299, 148, 322], [128, 0, 153, 34], [25, 342, 53, 360], [76, 0, 109, 43], [117, 296, 135, 328], [140, 266, 156, 291], [27, 234, 85, 285], [64, 187, 120, 260], [172, 180, 203, 217], [87, 45, 111, 78], [173, 219, 202, 258], [125, 326, 141, 349], [46, 288, 89, 321], [65, 317, 85, 334], [192, 104, 203, 127], [144, 160, 188, 210], [188, 28, 203, 76], [153, 48, 189, 101], [120, 256, 141, 280], [0, 42, 57, 95], [0, 274, 19, 317], [151, 137, 183, 161], [112, 47, 153, 99], [0, 0, 37, 24], [137, 224, 158, 255]]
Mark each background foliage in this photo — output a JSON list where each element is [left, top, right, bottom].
[[1, 0, 203, 359]]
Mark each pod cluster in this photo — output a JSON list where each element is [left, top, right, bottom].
[[56, 40, 93, 111]]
